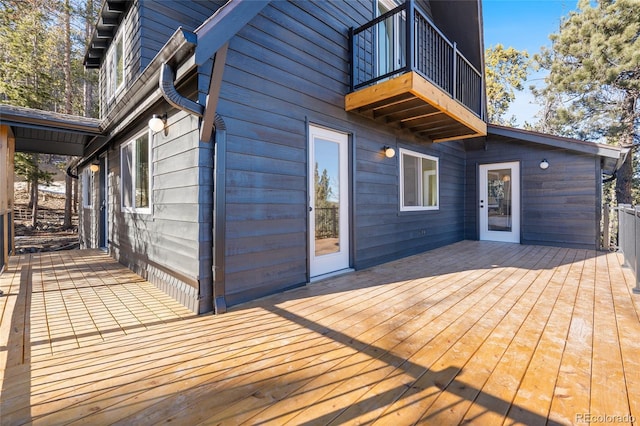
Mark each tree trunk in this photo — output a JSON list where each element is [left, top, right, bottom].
[[61, 0, 74, 228], [83, 0, 95, 116], [64, 0, 72, 113], [615, 93, 636, 205]]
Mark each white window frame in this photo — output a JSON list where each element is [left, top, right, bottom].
[[82, 168, 93, 209], [106, 31, 125, 101], [120, 130, 152, 214], [399, 148, 439, 211]]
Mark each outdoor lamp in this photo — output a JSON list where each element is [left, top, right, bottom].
[[539, 159, 549, 170], [383, 146, 396, 158], [148, 113, 167, 134], [89, 161, 99, 172]]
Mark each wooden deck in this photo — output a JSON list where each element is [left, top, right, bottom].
[[1, 242, 639, 425]]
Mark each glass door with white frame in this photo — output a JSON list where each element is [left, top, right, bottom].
[[309, 125, 350, 278], [479, 162, 520, 243]]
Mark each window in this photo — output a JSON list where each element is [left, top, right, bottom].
[[399, 148, 439, 211], [82, 168, 93, 208], [106, 32, 124, 99], [121, 132, 151, 213]]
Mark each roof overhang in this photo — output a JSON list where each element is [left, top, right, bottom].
[[84, 0, 132, 68], [0, 104, 103, 156], [487, 124, 626, 175]]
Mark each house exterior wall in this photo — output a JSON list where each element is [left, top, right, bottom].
[[77, 0, 609, 313], [99, 0, 223, 119], [216, 1, 468, 306], [138, 0, 226, 71], [465, 136, 602, 249], [78, 110, 211, 313]]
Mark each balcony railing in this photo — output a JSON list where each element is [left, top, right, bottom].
[[349, 0, 483, 117]]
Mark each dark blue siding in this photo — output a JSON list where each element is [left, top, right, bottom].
[[218, 1, 468, 306], [465, 136, 601, 249]]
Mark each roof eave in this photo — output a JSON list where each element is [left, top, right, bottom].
[[0, 104, 102, 135], [488, 124, 623, 160]]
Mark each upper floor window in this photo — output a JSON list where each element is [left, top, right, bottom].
[[107, 32, 124, 99], [399, 148, 439, 211], [121, 131, 151, 214]]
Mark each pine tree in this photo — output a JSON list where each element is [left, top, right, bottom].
[[534, 0, 639, 204], [485, 44, 531, 125]]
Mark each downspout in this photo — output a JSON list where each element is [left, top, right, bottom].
[[158, 0, 270, 313], [159, 63, 203, 117], [212, 115, 227, 314], [66, 135, 103, 179], [158, 56, 227, 314]]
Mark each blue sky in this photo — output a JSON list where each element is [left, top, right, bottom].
[[482, 0, 579, 126]]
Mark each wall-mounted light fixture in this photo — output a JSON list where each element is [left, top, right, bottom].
[[89, 161, 99, 173], [383, 146, 396, 158], [539, 159, 549, 170], [148, 113, 167, 134]]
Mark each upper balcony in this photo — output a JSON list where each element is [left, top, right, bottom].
[[346, 1, 487, 143]]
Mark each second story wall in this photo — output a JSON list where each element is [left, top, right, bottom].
[[138, 0, 227, 70], [99, 0, 139, 116], [97, 0, 226, 119]]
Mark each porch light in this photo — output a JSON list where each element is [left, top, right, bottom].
[[89, 162, 99, 173], [148, 113, 167, 134], [539, 159, 549, 170], [383, 146, 396, 158]]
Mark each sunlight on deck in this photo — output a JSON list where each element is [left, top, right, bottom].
[[1, 242, 639, 425]]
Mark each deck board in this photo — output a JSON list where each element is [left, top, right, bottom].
[[0, 243, 638, 425]]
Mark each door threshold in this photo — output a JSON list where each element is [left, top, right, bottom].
[[309, 268, 354, 283]]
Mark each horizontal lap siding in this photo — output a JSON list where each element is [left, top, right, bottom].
[[355, 135, 466, 269], [138, 1, 224, 70], [108, 113, 206, 292], [219, 1, 368, 305], [465, 136, 600, 249], [219, 1, 467, 306]]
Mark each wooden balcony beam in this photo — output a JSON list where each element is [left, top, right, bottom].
[[345, 71, 486, 143]]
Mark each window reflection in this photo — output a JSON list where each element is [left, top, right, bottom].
[[487, 169, 512, 232]]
